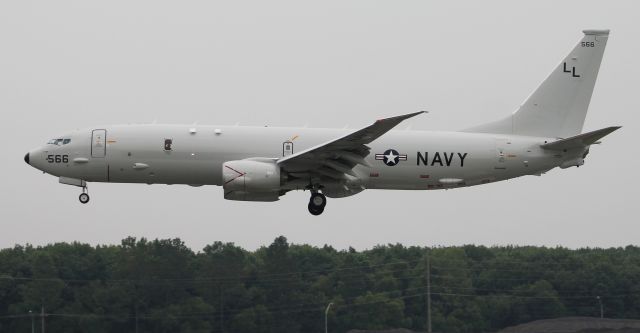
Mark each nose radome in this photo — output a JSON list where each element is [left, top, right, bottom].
[[24, 153, 30, 165]]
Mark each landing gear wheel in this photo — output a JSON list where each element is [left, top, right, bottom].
[[308, 192, 327, 215], [308, 202, 324, 215], [310, 193, 326, 208], [79, 193, 90, 204]]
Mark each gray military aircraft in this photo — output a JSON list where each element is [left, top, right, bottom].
[[25, 30, 619, 215]]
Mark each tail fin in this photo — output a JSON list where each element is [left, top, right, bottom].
[[466, 30, 609, 138]]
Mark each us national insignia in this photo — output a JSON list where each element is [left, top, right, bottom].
[[375, 149, 407, 166]]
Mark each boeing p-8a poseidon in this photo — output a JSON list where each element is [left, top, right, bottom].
[[25, 30, 619, 215]]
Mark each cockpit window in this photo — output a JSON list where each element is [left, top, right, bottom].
[[47, 138, 71, 145]]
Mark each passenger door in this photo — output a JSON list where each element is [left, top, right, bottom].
[[92, 129, 106, 158], [85, 129, 108, 181]]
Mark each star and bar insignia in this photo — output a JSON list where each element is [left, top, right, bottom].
[[375, 149, 407, 166]]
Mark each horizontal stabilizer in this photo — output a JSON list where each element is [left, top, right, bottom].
[[540, 126, 621, 150]]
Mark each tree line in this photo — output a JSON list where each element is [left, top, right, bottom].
[[0, 236, 639, 333]]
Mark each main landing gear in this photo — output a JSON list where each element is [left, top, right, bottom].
[[79, 186, 90, 204], [308, 192, 327, 216]]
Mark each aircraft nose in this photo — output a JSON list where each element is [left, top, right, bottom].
[[24, 153, 30, 165]]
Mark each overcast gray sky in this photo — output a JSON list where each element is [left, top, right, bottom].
[[1, 0, 638, 251]]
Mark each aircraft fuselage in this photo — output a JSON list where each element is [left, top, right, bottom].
[[26, 124, 570, 191]]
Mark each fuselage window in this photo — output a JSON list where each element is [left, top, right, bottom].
[[48, 139, 64, 145], [47, 138, 70, 145]]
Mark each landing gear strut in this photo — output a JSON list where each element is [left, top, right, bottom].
[[308, 192, 326, 216], [79, 186, 90, 204]]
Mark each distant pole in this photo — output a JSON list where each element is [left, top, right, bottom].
[[597, 296, 603, 318], [426, 255, 432, 333], [325, 302, 333, 333], [41, 304, 45, 333], [29, 310, 34, 333], [220, 284, 224, 333]]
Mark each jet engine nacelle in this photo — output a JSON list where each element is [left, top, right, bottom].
[[222, 160, 281, 201]]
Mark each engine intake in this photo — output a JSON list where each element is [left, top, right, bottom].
[[222, 160, 281, 201]]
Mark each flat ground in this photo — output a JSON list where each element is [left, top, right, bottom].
[[347, 328, 420, 333], [346, 317, 640, 333], [497, 317, 640, 333]]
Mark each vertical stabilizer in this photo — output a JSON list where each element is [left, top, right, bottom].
[[466, 30, 609, 138]]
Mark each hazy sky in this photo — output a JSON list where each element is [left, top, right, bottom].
[[1, 0, 638, 251]]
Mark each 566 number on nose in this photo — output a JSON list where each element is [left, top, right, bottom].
[[47, 155, 69, 163]]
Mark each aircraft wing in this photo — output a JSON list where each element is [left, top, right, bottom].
[[277, 111, 425, 179], [540, 126, 621, 151]]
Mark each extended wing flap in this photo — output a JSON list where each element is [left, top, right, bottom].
[[278, 111, 425, 166], [277, 111, 425, 186], [540, 126, 621, 151]]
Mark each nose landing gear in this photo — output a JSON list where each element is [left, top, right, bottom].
[[308, 192, 326, 215], [79, 186, 90, 204]]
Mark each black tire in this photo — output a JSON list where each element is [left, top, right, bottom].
[[309, 192, 327, 208], [308, 202, 324, 216], [79, 193, 90, 204]]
